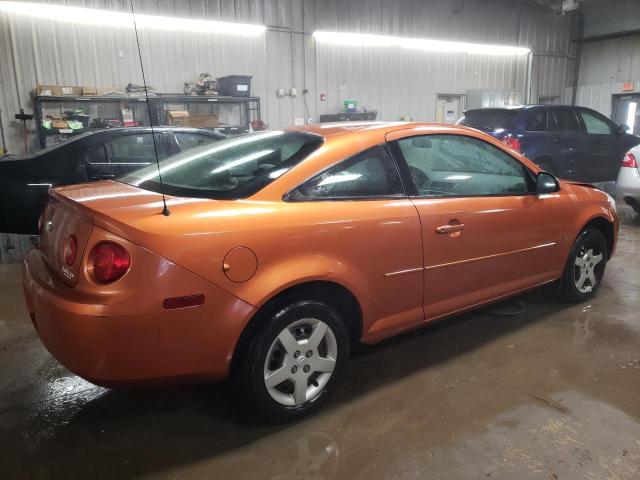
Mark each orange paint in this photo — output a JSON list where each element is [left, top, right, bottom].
[[23, 122, 618, 386]]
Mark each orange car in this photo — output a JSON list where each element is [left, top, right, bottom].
[[23, 122, 618, 421]]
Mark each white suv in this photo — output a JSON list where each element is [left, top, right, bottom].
[[617, 145, 640, 214]]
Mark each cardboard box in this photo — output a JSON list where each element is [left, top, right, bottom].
[[82, 86, 98, 95], [35, 84, 82, 96], [168, 110, 190, 125], [168, 111, 220, 128], [184, 113, 220, 128], [50, 117, 69, 129]]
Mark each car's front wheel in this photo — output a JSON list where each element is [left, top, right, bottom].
[[236, 300, 349, 423], [561, 228, 607, 302]]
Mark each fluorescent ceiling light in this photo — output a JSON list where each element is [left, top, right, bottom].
[[313, 31, 530, 56], [0, 1, 266, 35]]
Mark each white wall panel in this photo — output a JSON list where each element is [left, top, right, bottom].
[[566, 0, 640, 118], [0, 0, 574, 154]]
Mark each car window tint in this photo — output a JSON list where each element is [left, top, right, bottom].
[[120, 131, 323, 200], [457, 109, 521, 129], [580, 111, 614, 135], [550, 109, 580, 132], [175, 132, 217, 151], [85, 144, 108, 165], [290, 146, 404, 200], [397, 135, 529, 197], [106, 134, 166, 165], [525, 110, 547, 131]]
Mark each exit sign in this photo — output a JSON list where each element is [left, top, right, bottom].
[[622, 82, 634, 91]]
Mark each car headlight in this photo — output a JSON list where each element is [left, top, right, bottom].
[[605, 192, 617, 214]]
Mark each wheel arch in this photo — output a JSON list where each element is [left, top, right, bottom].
[[579, 216, 615, 259], [230, 279, 363, 375]]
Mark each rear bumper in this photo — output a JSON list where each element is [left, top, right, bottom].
[[23, 248, 256, 387], [616, 167, 640, 204]]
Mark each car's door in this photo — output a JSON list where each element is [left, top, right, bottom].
[[577, 108, 621, 182], [387, 131, 565, 321], [548, 108, 590, 181], [85, 132, 167, 180], [287, 144, 424, 338]]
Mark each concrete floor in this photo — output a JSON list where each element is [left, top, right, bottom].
[[1, 207, 639, 480]]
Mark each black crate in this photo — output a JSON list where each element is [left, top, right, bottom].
[[217, 75, 252, 97]]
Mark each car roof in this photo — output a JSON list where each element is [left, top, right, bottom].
[[87, 126, 222, 135], [287, 121, 477, 138]]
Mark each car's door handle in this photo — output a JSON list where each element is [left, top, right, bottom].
[[436, 223, 465, 234]]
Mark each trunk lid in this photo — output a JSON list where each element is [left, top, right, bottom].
[[39, 182, 165, 286], [39, 192, 94, 286]]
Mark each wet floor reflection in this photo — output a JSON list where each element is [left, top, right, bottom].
[[0, 204, 639, 479]]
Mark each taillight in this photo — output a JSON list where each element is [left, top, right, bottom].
[[63, 235, 77, 266], [622, 152, 637, 168], [92, 241, 131, 284], [503, 135, 521, 153]]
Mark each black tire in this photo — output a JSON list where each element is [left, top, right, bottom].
[[234, 300, 349, 423], [560, 228, 608, 302]]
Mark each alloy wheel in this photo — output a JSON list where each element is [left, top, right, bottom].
[[263, 318, 338, 407], [573, 246, 604, 294]]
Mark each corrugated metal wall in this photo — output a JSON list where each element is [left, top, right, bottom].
[[567, 0, 640, 117], [0, 0, 575, 155], [312, 0, 575, 119]]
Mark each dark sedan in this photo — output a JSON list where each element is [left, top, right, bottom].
[[0, 127, 224, 234], [457, 105, 640, 183]]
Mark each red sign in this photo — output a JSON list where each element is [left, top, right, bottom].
[[622, 82, 634, 91]]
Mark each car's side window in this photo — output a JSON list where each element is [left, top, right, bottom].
[[85, 144, 108, 165], [174, 133, 217, 152], [105, 134, 167, 165], [288, 145, 404, 200], [525, 109, 548, 131], [396, 134, 530, 197], [550, 109, 581, 133], [579, 110, 614, 135]]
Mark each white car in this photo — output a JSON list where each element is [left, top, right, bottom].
[[617, 145, 640, 214]]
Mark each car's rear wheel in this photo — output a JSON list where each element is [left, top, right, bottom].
[[561, 228, 607, 302], [235, 300, 349, 423]]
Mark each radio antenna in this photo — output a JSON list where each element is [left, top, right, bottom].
[[129, 0, 170, 216]]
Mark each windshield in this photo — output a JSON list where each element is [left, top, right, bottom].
[[118, 131, 323, 200], [457, 109, 522, 131]]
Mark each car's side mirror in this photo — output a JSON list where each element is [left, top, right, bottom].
[[618, 124, 630, 135], [536, 172, 559, 194]]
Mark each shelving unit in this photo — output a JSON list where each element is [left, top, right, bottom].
[[148, 95, 261, 136], [33, 94, 262, 148], [33, 95, 151, 148]]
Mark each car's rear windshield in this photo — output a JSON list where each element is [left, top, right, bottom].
[[457, 109, 522, 130], [118, 131, 323, 200]]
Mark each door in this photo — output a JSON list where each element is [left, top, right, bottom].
[[548, 108, 590, 181], [85, 132, 167, 181], [578, 108, 623, 182], [436, 94, 463, 124], [388, 131, 565, 320], [612, 94, 640, 136], [287, 144, 424, 339]]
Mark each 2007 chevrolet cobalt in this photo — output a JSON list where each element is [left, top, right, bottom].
[[23, 122, 618, 421]]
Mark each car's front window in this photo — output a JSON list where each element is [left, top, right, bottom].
[[118, 131, 323, 200]]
